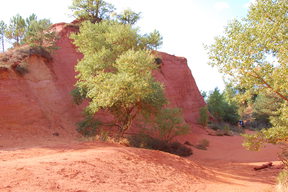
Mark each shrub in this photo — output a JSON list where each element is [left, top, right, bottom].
[[169, 141, 193, 157], [71, 86, 87, 105], [195, 139, 210, 150], [128, 134, 192, 157], [152, 108, 189, 142], [198, 106, 208, 127]]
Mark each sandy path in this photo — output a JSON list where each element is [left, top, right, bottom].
[[0, 127, 282, 192]]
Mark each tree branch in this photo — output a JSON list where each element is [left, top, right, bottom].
[[251, 70, 288, 102]]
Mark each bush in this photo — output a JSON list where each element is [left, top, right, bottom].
[[198, 106, 208, 127], [71, 86, 87, 105], [195, 139, 210, 150], [128, 134, 192, 157], [152, 108, 189, 142]]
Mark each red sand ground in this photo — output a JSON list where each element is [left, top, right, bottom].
[[0, 23, 281, 192], [0, 125, 281, 192]]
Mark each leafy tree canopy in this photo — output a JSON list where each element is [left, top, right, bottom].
[[4, 13, 55, 49], [207, 0, 288, 150], [208, 0, 287, 101], [71, 20, 165, 136]]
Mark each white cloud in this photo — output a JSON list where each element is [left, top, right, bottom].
[[214, 2, 230, 11]]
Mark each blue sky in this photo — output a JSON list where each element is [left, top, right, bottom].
[[0, 0, 254, 92]]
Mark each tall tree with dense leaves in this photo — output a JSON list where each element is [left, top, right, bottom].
[[207, 88, 239, 124], [207, 0, 288, 150], [0, 20, 6, 52], [70, 0, 115, 23], [5, 14, 26, 46], [71, 20, 166, 137]]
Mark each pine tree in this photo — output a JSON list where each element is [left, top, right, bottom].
[[5, 14, 26, 46], [70, 0, 115, 23]]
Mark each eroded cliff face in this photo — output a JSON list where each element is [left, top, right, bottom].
[[0, 23, 205, 142], [154, 52, 206, 124]]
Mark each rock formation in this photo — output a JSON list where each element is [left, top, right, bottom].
[[0, 23, 205, 140]]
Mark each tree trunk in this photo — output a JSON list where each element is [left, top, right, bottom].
[[1, 35, 4, 52]]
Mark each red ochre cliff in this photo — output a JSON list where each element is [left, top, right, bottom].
[[0, 23, 205, 145]]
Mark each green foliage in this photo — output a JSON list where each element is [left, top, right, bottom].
[[117, 9, 141, 25], [70, 0, 115, 23], [23, 18, 56, 49], [71, 86, 87, 105], [208, 0, 288, 149], [4, 14, 56, 50], [242, 107, 288, 150], [207, 0, 288, 103], [195, 139, 210, 150], [5, 14, 26, 46], [71, 20, 165, 137], [139, 30, 163, 50], [198, 106, 208, 127], [207, 88, 240, 124], [251, 93, 282, 129], [128, 134, 193, 157], [25, 13, 37, 27], [76, 115, 102, 136], [152, 108, 189, 142]]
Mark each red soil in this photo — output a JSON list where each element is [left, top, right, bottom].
[[0, 125, 281, 192], [0, 23, 282, 191]]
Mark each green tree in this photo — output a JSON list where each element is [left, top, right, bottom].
[[70, 0, 115, 23], [71, 20, 165, 137], [207, 88, 224, 121], [5, 14, 26, 46], [23, 18, 56, 49], [207, 0, 287, 102], [0, 20, 6, 52], [117, 9, 141, 25], [207, 0, 288, 149], [25, 13, 37, 27], [207, 88, 239, 124], [252, 93, 282, 128]]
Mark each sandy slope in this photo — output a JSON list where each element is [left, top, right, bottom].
[[0, 126, 282, 192]]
